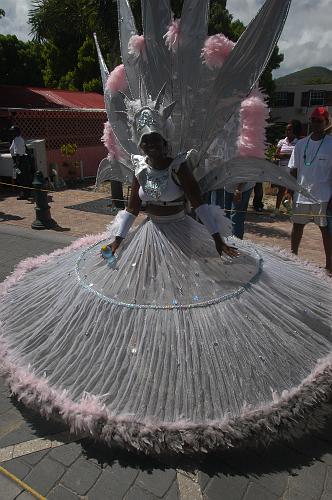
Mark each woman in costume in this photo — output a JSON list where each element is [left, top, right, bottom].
[[0, 0, 331, 455], [104, 131, 237, 260]]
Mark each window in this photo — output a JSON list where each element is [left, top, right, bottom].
[[326, 92, 332, 106], [310, 90, 325, 106], [272, 92, 294, 107], [302, 90, 327, 107], [301, 92, 310, 107]]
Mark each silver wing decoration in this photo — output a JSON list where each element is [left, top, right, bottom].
[[199, 157, 316, 202], [95, 158, 134, 187], [94, 0, 302, 196]]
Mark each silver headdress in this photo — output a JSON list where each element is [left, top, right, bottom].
[[122, 83, 176, 145], [95, 1, 309, 200]]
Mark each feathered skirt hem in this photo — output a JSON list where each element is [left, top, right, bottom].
[[0, 332, 331, 455], [0, 221, 331, 455]]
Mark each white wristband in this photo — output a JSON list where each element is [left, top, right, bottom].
[[116, 211, 136, 238], [195, 204, 219, 235]]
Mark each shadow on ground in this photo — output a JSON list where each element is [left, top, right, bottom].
[[245, 220, 290, 239], [0, 212, 25, 222], [78, 414, 332, 476], [10, 394, 332, 479]]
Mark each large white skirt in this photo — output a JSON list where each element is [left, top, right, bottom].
[[0, 211, 331, 455]]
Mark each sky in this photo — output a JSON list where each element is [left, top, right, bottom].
[[1, 0, 332, 78]]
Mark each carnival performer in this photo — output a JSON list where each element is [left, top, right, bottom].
[[103, 131, 238, 259], [0, 0, 331, 456]]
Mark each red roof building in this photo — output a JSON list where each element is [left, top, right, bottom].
[[0, 85, 107, 178]]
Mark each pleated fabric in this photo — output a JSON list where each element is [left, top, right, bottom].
[[0, 212, 331, 454]]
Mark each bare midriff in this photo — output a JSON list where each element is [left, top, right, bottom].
[[145, 200, 185, 216]]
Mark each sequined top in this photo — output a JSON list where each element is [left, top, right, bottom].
[[132, 152, 190, 202]]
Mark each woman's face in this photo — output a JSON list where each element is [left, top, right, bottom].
[[140, 133, 166, 160], [286, 124, 294, 140]]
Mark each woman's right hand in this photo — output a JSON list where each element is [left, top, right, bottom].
[[102, 236, 123, 255], [233, 188, 242, 204]]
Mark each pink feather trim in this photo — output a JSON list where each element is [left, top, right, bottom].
[[1, 325, 331, 454], [105, 64, 127, 93], [128, 35, 145, 57], [201, 34, 235, 68], [101, 122, 121, 161], [0, 231, 331, 454], [237, 89, 269, 158], [164, 19, 181, 52]]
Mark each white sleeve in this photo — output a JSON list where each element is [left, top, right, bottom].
[[195, 204, 219, 235], [288, 145, 298, 170], [115, 210, 136, 238]]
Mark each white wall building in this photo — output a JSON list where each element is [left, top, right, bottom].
[[270, 83, 332, 131]]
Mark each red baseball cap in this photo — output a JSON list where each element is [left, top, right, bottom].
[[311, 106, 329, 121]]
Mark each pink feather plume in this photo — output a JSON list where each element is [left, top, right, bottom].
[[164, 19, 181, 52], [101, 122, 121, 161], [237, 89, 269, 158], [105, 64, 127, 93], [201, 34, 235, 68], [128, 35, 145, 57]]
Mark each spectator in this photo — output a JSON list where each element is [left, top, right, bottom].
[[252, 182, 264, 212], [288, 107, 332, 273], [274, 120, 302, 212], [9, 126, 30, 200], [325, 123, 332, 239], [224, 181, 255, 239]]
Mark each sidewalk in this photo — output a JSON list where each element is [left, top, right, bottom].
[[0, 186, 327, 268], [0, 188, 119, 238]]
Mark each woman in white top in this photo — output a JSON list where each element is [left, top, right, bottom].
[[275, 120, 302, 210], [107, 132, 237, 258]]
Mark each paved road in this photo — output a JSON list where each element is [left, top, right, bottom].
[[0, 223, 331, 499]]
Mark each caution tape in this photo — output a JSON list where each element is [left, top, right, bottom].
[[0, 464, 46, 500], [1, 181, 330, 218], [0, 181, 52, 193]]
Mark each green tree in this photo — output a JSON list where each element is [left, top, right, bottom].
[[27, 0, 283, 96], [29, 0, 120, 90], [0, 35, 44, 86], [76, 36, 101, 91], [259, 47, 284, 99]]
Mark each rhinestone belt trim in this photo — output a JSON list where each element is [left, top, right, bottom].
[[75, 242, 263, 310]]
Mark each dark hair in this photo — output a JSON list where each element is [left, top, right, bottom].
[[10, 126, 21, 136], [290, 120, 302, 138]]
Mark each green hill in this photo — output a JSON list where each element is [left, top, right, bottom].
[[275, 67, 332, 86]]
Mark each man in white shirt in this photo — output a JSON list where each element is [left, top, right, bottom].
[[288, 107, 332, 273], [9, 126, 30, 200]]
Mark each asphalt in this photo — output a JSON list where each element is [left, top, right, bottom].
[[0, 223, 331, 500], [0, 224, 74, 282]]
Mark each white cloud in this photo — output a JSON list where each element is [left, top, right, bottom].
[[1, 0, 32, 41], [227, 0, 332, 77], [1, 0, 332, 78]]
